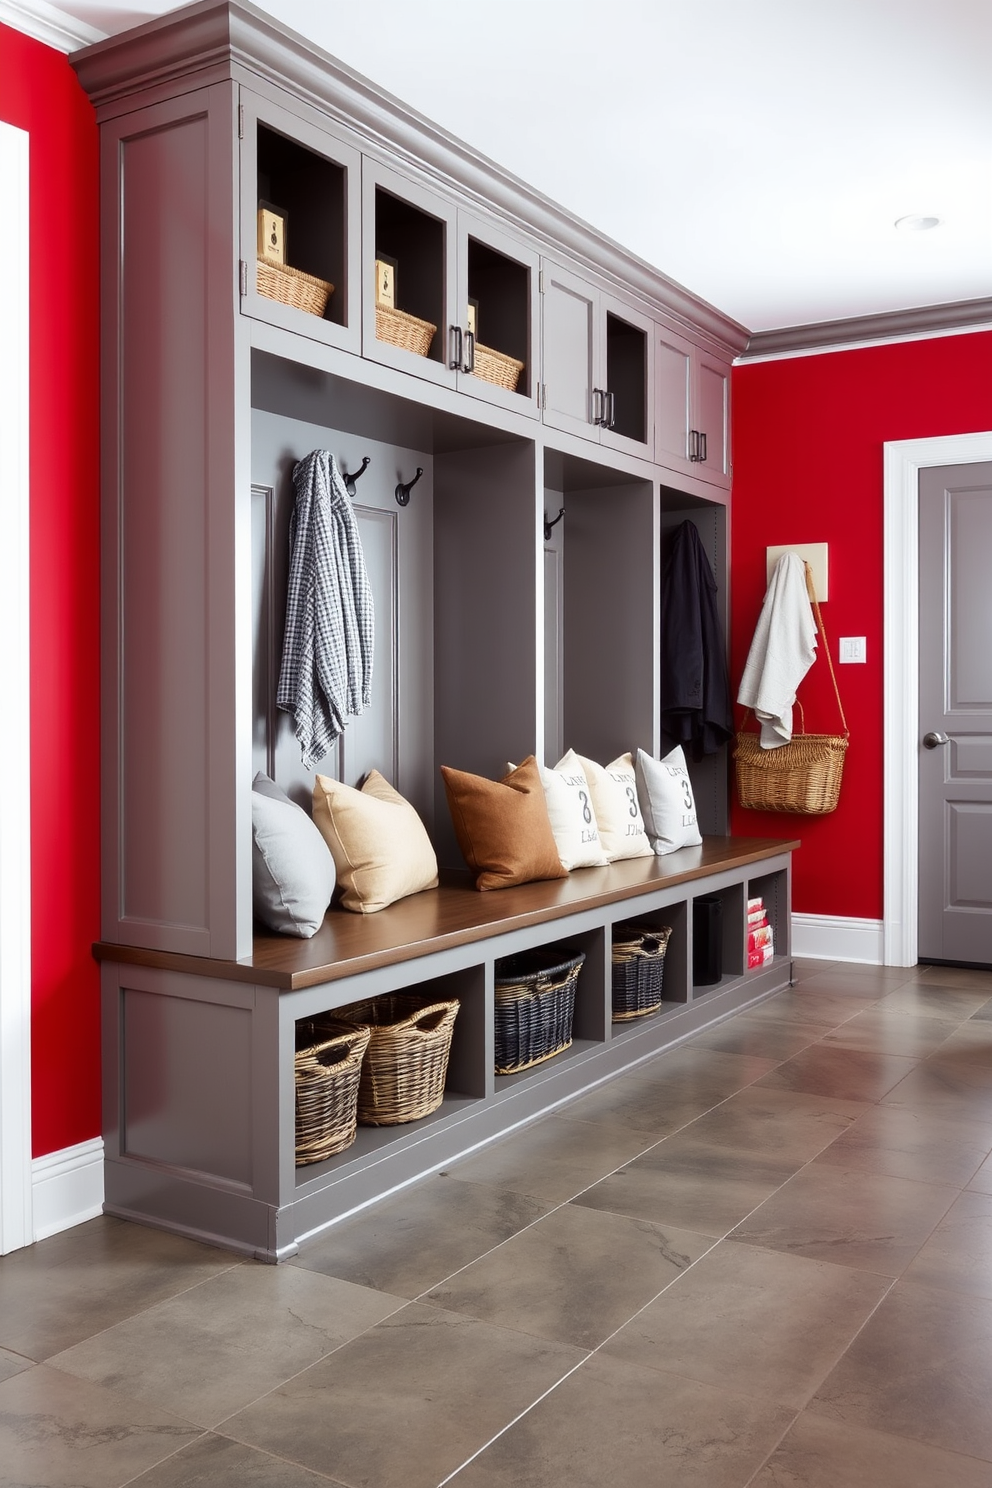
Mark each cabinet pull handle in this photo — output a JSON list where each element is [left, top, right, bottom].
[[449, 325, 463, 370], [699, 431, 707, 463], [463, 328, 475, 374], [605, 390, 616, 429]]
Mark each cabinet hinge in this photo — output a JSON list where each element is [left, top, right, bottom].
[[539, 269, 546, 294], [239, 260, 248, 297], [238, 103, 244, 140], [540, 383, 547, 410]]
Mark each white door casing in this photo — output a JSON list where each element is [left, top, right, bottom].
[[0, 119, 33, 1253], [883, 431, 992, 966]]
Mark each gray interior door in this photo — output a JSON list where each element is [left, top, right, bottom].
[[918, 462, 992, 966]]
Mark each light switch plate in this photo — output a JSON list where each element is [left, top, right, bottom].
[[839, 637, 866, 663]]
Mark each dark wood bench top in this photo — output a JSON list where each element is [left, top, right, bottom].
[[94, 835, 799, 991]]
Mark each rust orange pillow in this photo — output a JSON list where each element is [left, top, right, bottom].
[[441, 756, 568, 891]]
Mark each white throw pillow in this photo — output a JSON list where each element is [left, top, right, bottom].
[[560, 750, 653, 862], [635, 746, 703, 856], [508, 758, 609, 871], [251, 773, 336, 937]]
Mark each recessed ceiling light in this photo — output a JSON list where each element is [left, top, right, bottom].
[[894, 214, 942, 231]]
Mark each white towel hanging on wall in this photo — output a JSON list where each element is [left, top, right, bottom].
[[737, 551, 817, 748]]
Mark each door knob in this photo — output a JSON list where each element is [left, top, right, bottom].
[[923, 731, 950, 749]]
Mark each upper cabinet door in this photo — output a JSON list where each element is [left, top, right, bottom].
[[362, 160, 458, 390], [599, 293, 653, 460], [694, 350, 731, 485], [240, 92, 362, 354], [454, 213, 541, 419], [654, 324, 732, 488], [541, 259, 598, 441], [655, 325, 694, 476]]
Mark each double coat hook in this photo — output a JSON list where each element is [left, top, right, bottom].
[[341, 454, 424, 507]]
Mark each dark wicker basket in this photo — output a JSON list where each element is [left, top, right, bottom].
[[493, 948, 584, 1074], [295, 1017, 371, 1165], [611, 924, 671, 1021], [336, 993, 458, 1125]]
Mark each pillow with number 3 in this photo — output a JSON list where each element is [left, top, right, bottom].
[[559, 751, 653, 862], [507, 758, 609, 870], [635, 746, 703, 855]]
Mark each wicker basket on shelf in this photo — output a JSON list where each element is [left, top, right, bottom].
[[472, 343, 524, 391], [375, 303, 436, 357], [611, 924, 671, 1021], [493, 948, 584, 1075], [336, 993, 458, 1125], [256, 259, 334, 318], [294, 1017, 371, 1165]]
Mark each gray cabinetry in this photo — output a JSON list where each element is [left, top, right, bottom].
[[541, 260, 654, 459], [240, 91, 362, 354], [655, 323, 731, 487]]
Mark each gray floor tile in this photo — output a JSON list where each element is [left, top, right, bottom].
[[572, 1132, 798, 1235], [874, 983, 992, 1022], [902, 1189, 992, 1301], [0, 1364, 200, 1488], [742, 990, 874, 1030], [50, 1263, 403, 1429], [820, 1009, 958, 1058], [0, 1348, 32, 1385], [441, 1115, 657, 1205], [422, 1202, 713, 1349], [0, 1216, 238, 1362], [810, 1279, 992, 1462], [969, 1152, 992, 1193], [814, 1103, 992, 1187], [291, 1174, 551, 1296], [223, 1302, 586, 1488], [750, 1410, 992, 1488], [128, 1433, 349, 1486], [602, 1240, 890, 1409], [560, 1049, 772, 1137], [677, 1084, 866, 1165], [882, 1060, 992, 1123], [447, 1350, 795, 1488], [730, 1162, 958, 1276], [755, 1044, 919, 1103], [911, 966, 992, 993], [688, 1015, 820, 1062]]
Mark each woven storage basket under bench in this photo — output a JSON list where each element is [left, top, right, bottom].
[[611, 923, 671, 1021], [493, 947, 584, 1075], [294, 1017, 370, 1164], [336, 993, 458, 1125]]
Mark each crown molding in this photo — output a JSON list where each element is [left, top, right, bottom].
[[741, 296, 992, 362], [0, 0, 104, 50], [73, 0, 748, 358]]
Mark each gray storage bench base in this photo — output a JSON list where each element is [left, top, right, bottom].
[[95, 836, 797, 1262]]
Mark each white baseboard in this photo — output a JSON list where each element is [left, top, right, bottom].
[[792, 913, 885, 965], [32, 1137, 104, 1241]]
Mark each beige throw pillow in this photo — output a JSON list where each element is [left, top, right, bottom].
[[562, 750, 653, 862], [312, 770, 439, 914]]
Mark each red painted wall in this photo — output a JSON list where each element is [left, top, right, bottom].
[[0, 23, 101, 1157], [730, 331, 992, 921]]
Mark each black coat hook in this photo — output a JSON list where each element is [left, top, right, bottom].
[[544, 506, 565, 541], [395, 467, 424, 507], [342, 456, 371, 497]]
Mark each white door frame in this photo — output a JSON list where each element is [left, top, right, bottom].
[[0, 120, 33, 1253], [883, 429, 992, 966]]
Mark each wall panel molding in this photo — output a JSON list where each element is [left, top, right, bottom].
[[741, 298, 992, 362], [0, 0, 103, 51], [791, 914, 884, 965], [32, 1138, 105, 1240]]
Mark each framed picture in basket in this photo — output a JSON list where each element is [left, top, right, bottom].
[[375, 254, 398, 308], [466, 297, 479, 338], [257, 201, 288, 266]]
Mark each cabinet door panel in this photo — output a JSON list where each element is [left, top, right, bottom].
[[600, 293, 654, 460], [240, 92, 361, 354], [455, 212, 540, 419], [363, 159, 458, 390], [541, 259, 598, 442], [655, 327, 693, 475], [695, 351, 731, 486]]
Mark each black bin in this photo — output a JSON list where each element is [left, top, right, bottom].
[[693, 894, 724, 986]]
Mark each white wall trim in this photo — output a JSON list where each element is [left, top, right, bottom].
[[0, 122, 33, 1257], [0, 0, 104, 50], [792, 914, 884, 965], [883, 431, 992, 966], [32, 1138, 105, 1241]]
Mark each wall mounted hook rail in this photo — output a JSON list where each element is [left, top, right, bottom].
[[544, 506, 565, 541], [342, 456, 371, 497], [395, 467, 424, 507]]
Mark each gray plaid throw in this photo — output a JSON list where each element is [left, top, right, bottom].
[[277, 450, 375, 767]]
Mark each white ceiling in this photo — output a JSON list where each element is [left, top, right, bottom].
[[50, 0, 992, 333]]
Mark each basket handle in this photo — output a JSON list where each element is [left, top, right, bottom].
[[804, 562, 849, 738], [640, 937, 661, 954], [399, 1001, 458, 1036]]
